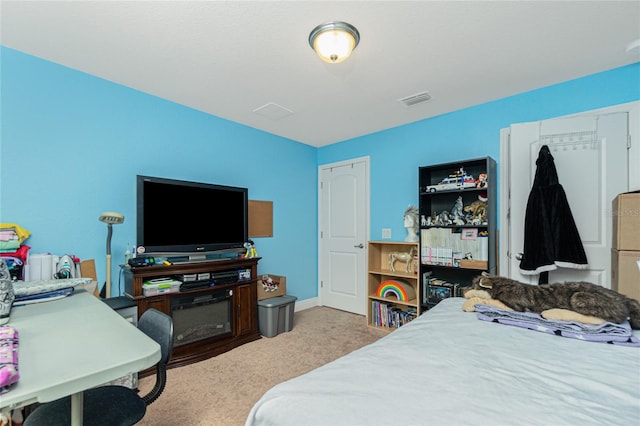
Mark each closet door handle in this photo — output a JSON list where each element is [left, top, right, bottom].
[[354, 244, 364, 249]]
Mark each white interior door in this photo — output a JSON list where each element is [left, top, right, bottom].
[[503, 111, 629, 287], [319, 157, 369, 314]]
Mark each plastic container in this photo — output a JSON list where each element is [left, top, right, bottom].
[[142, 279, 181, 296], [257, 295, 297, 338]]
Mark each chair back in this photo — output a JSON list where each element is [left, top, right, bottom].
[[137, 308, 174, 405]]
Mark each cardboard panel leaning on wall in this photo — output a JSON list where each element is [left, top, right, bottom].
[[80, 259, 99, 297]]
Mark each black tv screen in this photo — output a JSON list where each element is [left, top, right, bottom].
[[136, 175, 248, 258]]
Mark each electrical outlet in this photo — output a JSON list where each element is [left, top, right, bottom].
[[382, 228, 391, 239]]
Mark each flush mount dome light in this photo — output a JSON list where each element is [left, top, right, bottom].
[[309, 21, 360, 64]]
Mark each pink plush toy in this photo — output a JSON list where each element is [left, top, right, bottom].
[[0, 325, 19, 394]]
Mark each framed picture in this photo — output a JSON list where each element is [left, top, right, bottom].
[[461, 228, 478, 240]]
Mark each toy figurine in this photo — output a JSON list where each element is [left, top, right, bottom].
[[389, 247, 417, 273], [476, 173, 488, 188], [244, 240, 258, 258], [463, 196, 488, 225], [435, 211, 452, 226], [450, 196, 466, 225]]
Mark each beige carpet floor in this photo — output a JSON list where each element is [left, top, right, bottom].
[[137, 306, 386, 426]]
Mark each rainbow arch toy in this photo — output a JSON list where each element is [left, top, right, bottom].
[[375, 280, 416, 301]]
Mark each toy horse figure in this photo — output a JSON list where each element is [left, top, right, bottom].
[[389, 247, 417, 273]]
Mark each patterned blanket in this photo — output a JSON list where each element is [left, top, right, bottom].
[[12, 277, 91, 297]]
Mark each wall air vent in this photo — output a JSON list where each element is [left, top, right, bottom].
[[398, 91, 432, 107]]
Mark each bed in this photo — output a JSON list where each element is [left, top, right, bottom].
[[246, 297, 640, 426]]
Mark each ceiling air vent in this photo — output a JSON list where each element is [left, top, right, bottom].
[[398, 91, 432, 107], [252, 102, 294, 120]]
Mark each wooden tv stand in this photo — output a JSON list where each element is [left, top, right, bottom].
[[123, 257, 260, 369]]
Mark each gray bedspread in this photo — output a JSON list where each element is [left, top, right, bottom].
[[246, 297, 640, 426]]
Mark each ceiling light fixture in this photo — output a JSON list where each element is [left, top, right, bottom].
[[309, 21, 360, 64]]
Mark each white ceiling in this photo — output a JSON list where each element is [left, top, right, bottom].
[[2, 1, 639, 147]]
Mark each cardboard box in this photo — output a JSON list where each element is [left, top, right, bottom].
[[612, 191, 640, 251], [611, 249, 640, 302], [257, 274, 286, 300]]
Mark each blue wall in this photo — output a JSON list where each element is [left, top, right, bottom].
[[0, 47, 318, 299], [1, 45, 638, 301], [319, 63, 640, 242]]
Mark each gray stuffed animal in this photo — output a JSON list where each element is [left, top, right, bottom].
[[465, 273, 640, 329]]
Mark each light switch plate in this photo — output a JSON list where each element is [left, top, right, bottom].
[[382, 228, 391, 239]]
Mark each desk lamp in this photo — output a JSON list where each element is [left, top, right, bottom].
[[99, 211, 124, 299]]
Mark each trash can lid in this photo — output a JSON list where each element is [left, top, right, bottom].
[[258, 295, 297, 307]]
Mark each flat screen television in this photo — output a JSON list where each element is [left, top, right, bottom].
[[136, 175, 248, 260]]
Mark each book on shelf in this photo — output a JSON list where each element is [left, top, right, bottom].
[[370, 300, 416, 328], [420, 228, 488, 267]]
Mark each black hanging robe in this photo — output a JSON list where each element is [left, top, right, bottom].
[[519, 145, 588, 283]]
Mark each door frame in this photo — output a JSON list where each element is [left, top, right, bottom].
[[499, 101, 639, 277], [317, 156, 370, 309]]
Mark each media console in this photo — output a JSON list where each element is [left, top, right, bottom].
[[123, 257, 260, 369]]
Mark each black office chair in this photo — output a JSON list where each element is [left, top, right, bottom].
[[24, 308, 174, 426]]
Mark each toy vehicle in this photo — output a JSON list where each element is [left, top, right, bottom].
[[425, 175, 476, 192]]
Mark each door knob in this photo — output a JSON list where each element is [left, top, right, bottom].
[[354, 244, 364, 248], [515, 252, 523, 261]]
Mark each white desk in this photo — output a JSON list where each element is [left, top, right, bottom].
[[0, 290, 161, 425]]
